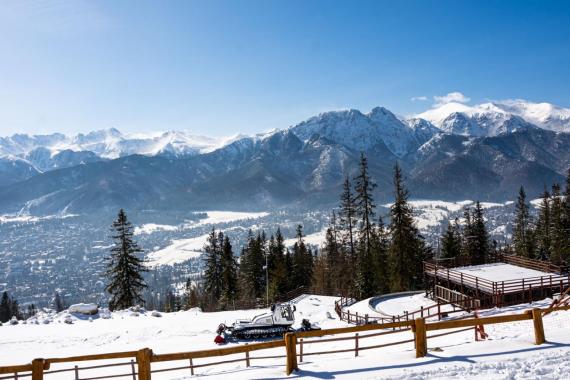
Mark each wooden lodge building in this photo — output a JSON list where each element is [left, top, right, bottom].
[[424, 255, 570, 309]]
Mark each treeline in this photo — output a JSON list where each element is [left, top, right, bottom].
[[438, 201, 497, 264], [511, 170, 570, 264], [196, 154, 432, 310], [0, 291, 39, 323]]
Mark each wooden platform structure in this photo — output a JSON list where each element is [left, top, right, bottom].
[[424, 254, 570, 308]]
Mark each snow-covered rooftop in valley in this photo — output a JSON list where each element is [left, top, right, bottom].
[[454, 263, 551, 282], [3, 295, 570, 379]]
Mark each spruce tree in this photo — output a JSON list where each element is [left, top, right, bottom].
[[268, 228, 288, 299], [388, 164, 426, 291], [203, 228, 223, 303], [291, 225, 314, 289], [535, 188, 552, 260], [0, 291, 10, 323], [549, 184, 568, 265], [354, 153, 377, 256], [371, 216, 389, 294], [53, 291, 65, 312], [105, 209, 148, 311], [563, 169, 570, 235], [339, 176, 357, 260], [512, 186, 535, 258], [238, 230, 265, 300], [470, 201, 490, 265], [219, 235, 239, 309], [441, 219, 462, 259]]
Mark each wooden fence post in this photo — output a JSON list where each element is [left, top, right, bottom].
[[285, 333, 298, 375], [355, 333, 359, 357], [245, 343, 250, 367], [414, 318, 427, 358], [136, 348, 152, 380], [532, 308, 546, 345], [31, 359, 45, 380], [299, 338, 304, 363]]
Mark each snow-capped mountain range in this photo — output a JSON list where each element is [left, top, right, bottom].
[[0, 98, 568, 214]]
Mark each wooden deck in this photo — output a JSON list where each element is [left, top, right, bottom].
[[424, 256, 570, 308]]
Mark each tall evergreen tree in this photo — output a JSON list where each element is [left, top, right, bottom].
[[105, 209, 148, 311], [53, 291, 65, 312], [549, 184, 568, 265], [238, 230, 265, 300], [291, 225, 314, 289], [267, 228, 288, 299], [354, 153, 377, 256], [441, 219, 462, 259], [535, 187, 552, 260], [388, 164, 426, 291], [563, 169, 570, 234], [203, 228, 223, 302], [339, 176, 357, 260], [219, 235, 239, 309], [371, 216, 389, 294], [0, 291, 10, 323], [470, 201, 490, 265], [512, 186, 535, 258]]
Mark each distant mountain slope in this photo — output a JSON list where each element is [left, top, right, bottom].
[[0, 128, 567, 215]]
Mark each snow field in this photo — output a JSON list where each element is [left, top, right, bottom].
[[2, 296, 570, 379], [144, 211, 269, 265]]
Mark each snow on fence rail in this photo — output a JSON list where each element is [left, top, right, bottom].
[[2, 304, 570, 379]]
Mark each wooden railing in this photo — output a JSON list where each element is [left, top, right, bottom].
[[427, 254, 568, 274], [335, 292, 480, 325], [2, 304, 570, 379], [424, 261, 570, 298]]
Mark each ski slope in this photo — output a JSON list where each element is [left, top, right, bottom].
[[1, 296, 570, 379]]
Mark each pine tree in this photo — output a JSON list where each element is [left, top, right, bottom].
[[219, 235, 239, 309], [512, 186, 535, 258], [470, 201, 490, 265], [267, 228, 288, 299], [441, 219, 462, 259], [291, 225, 314, 289], [354, 153, 377, 257], [238, 230, 265, 300], [53, 291, 65, 312], [388, 164, 426, 291], [321, 212, 346, 294], [371, 216, 389, 294], [549, 184, 567, 265], [535, 188, 552, 260], [339, 176, 357, 261], [105, 209, 148, 311], [0, 291, 10, 323], [563, 169, 570, 235], [203, 228, 223, 303]]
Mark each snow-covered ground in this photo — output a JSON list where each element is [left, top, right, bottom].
[[2, 295, 570, 379], [146, 234, 210, 266], [284, 228, 328, 248], [144, 211, 270, 265]]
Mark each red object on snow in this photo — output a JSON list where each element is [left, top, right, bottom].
[[214, 335, 226, 344]]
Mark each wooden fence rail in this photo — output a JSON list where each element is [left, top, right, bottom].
[[2, 304, 570, 379]]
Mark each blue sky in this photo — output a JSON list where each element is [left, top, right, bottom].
[[1, 0, 569, 136]]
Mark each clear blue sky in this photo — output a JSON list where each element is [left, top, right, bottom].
[[1, 0, 569, 136]]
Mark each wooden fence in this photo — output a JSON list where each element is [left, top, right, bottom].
[[335, 293, 479, 325], [2, 304, 569, 379]]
